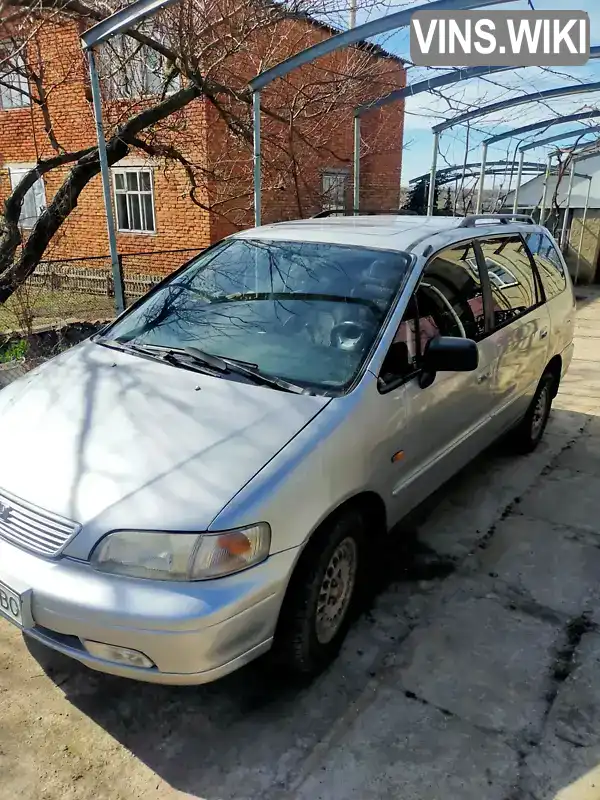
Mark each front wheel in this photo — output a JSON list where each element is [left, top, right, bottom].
[[511, 371, 556, 454], [274, 508, 366, 677]]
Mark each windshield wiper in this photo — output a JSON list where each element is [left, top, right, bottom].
[[163, 346, 229, 373], [96, 337, 166, 360], [136, 344, 306, 393], [217, 356, 307, 394], [96, 338, 227, 376], [97, 338, 306, 393]]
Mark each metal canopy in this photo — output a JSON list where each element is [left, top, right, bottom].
[[519, 125, 600, 153], [81, 0, 178, 49], [249, 0, 514, 225], [485, 111, 600, 147], [358, 45, 600, 117], [249, 0, 513, 93], [355, 66, 512, 116], [409, 160, 545, 184], [433, 80, 600, 134], [81, 0, 180, 313], [434, 167, 547, 187]]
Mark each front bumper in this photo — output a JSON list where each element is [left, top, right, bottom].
[[0, 538, 299, 684]]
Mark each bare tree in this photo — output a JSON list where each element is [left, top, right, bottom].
[[0, 0, 404, 305]]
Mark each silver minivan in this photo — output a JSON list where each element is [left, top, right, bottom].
[[0, 213, 575, 684]]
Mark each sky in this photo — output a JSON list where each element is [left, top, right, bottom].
[[350, 0, 600, 189]]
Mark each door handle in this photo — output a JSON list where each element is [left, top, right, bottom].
[[477, 371, 491, 384], [540, 329, 548, 339]]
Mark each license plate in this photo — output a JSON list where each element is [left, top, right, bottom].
[[0, 580, 22, 627]]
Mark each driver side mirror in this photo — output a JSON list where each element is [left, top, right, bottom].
[[419, 336, 479, 389]]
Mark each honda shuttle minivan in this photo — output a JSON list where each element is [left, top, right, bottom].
[[0, 213, 575, 683]]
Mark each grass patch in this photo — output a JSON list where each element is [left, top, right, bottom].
[[0, 289, 115, 333]]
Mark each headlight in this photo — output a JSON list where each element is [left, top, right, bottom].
[[90, 524, 271, 581]]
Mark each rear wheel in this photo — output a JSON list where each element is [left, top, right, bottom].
[[274, 508, 366, 677], [511, 371, 557, 454]]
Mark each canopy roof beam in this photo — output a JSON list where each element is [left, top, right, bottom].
[[484, 111, 600, 147], [519, 125, 600, 153], [434, 80, 600, 134]]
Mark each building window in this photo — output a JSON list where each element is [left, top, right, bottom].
[[8, 166, 46, 228], [0, 52, 30, 109], [99, 35, 178, 100], [322, 172, 347, 215], [113, 168, 156, 233]]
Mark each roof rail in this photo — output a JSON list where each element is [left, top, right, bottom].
[[458, 213, 535, 228], [311, 208, 418, 219]]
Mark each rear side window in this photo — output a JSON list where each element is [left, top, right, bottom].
[[477, 236, 541, 329], [524, 230, 567, 300], [420, 241, 486, 340]]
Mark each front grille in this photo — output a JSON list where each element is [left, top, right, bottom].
[[0, 488, 79, 557]]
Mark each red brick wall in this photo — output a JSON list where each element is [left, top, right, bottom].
[[0, 14, 405, 276], [205, 17, 405, 236]]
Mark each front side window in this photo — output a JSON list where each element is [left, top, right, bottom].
[[113, 168, 156, 233], [420, 241, 485, 341], [478, 236, 540, 328], [105, 239, 412, 392], [8, 166, 46, 228], [524, 230, 566, 300], [0, 51, 30, 109], [380, 242, 481, 385]]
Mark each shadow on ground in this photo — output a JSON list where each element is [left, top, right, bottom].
[[23, 406, 592, 800]]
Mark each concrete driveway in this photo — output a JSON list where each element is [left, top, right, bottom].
[[2, 290, 600, 800]]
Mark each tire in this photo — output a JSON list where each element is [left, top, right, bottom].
[[274, 507, 366, 677], [511, 371, 557, 454]]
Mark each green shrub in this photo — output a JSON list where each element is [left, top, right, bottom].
[[0, 339, 28, 364]]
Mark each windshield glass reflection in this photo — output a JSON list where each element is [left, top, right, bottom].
[[105, 238, 412, 392]]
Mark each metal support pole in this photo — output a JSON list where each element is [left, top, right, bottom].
[[575, 175, 592, 285], [560, 159, 576, 250], [476, 142, 488, 213], [349, 0, 356, 28], [540, 154, 552, 225], [253, 91, 261, 227], [353, 115, 360, 213], [513, 150, 525, 214], [87, 47, 125, 314], [427, 132, 439, 216]]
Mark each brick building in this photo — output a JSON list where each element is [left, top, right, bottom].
[[0, 10, 405, 281]]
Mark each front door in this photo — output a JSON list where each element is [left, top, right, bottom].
[[373, 240, 498, 527]]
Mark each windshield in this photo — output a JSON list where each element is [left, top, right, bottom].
[[104, 238, 412, 392]]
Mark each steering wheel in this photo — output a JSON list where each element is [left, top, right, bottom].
[[330, 320, 374, 352]]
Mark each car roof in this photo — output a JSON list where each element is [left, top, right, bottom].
[[232, 215, 545, 254]]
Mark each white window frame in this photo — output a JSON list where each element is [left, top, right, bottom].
[[0, 51, 30, 110], [112, 166, 156, 234], [8, 165, 46, 228], [322, 171, 347, 215]]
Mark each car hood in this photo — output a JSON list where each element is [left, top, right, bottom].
[[0, 341, 329, 559]]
